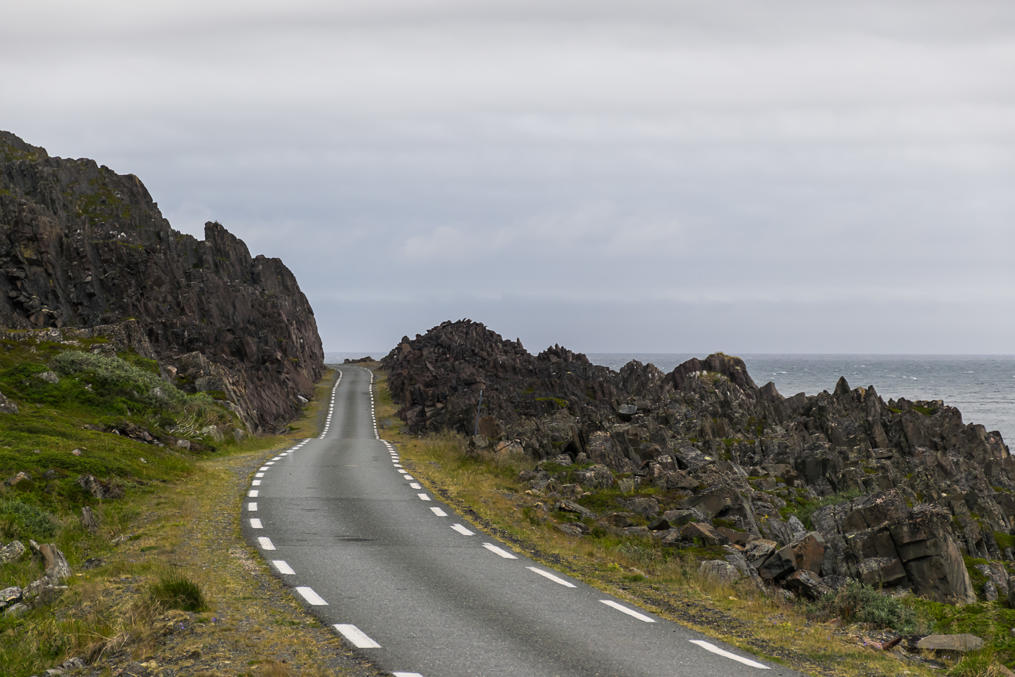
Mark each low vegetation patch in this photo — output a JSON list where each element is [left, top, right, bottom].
[[810, 580, 921, 635]]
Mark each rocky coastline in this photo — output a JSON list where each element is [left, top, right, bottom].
[[383, 319, 1015, 606]]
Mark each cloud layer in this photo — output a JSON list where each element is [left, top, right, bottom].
[[3, 1, 1014, 353]]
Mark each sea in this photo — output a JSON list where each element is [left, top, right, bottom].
[[326, 351, 1015, 448]]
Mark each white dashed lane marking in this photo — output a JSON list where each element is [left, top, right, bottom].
[[257, 536, 275, 551], [600, 600, 655, 623], [430, 507, 447, 517], [334, 624, 381, 649], [417, 493, 431, 501], [249, 518, 262, 529], [483, 543, 517, 559], [272, 560, 295, 575], [409, 482, 422, 490], [689, 640, 770, 669], [248, 489, 259, 498], [526, 566, 576, 588], [247, 502, 257, 511], [296, 586, 328, 606], [319, 370, 342, 439], [450, 523, 474, 536]]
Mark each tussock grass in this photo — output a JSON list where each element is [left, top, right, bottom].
[[150, 569, 207, 612]]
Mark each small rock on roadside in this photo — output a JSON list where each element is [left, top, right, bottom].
[[0, 540, 26, 563], [5, 471, 31, 487], [556, 499, 595, 520], [0, 390, 18, 414], [556, 522, 587, 537], [916, 633, 985, 652], [4, 602, 28, 617], [699, 559, 741, 584]]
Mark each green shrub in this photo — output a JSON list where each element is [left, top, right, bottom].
[[812, 580, 919, 635], [52, 350, 187, 410], [150, 570, 207, 612], [0, 498, 57, 539]]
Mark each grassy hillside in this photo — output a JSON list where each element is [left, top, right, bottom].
[[0, 333, 235, 563], [0, 334, 375, 676]]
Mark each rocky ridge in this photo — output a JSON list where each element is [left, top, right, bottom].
[[383, 320, 1015, 605], [0, 131, 323, 430]]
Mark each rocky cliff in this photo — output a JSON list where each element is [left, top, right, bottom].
[[384, 320, 1015, 605], [0, 131, 324, 431]]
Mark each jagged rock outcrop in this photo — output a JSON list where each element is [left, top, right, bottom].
[[0, 131, 323, 430], [383, 320, 1015, 604]]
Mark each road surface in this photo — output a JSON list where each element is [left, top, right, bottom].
[[244, 366, 805, 677]]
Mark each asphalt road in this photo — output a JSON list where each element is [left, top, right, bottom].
[[244, 366, 806, 677]]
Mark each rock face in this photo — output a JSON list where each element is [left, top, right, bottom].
[[383, 320, 1015, 604], [0, 131, 324, 430]]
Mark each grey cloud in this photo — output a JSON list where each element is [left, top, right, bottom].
[[2, 1, 1013, 353]]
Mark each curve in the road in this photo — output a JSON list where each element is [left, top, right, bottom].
[[244, 367, 804, 677]]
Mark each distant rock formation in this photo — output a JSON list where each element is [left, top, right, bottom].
[[0, 131, 324, 431], [384, 320, 1015, 604]]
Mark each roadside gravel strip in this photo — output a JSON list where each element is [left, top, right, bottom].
[[244, 367, 805, 676]]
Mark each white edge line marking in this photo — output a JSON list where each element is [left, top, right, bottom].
[[334, 624, 381, 648], [483, 543, 518, 559], [527, 566, 577, 588], [600, 599, 655, 623], [247, 502, 257, 511], [430, 507, 448, 517], [249, 518, 263, 529], [296, 586, 328, 606], [451, 523, 474, 536], [272, 560, 295, 575], [417, 493, 431, 501], [257, 536, 275, 551], [248, 489, 259, 498], [689, 640, 770, 669], [392, 673, 424, 677]]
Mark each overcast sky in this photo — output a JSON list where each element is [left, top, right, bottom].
[[3, 1, 1014, 355]]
